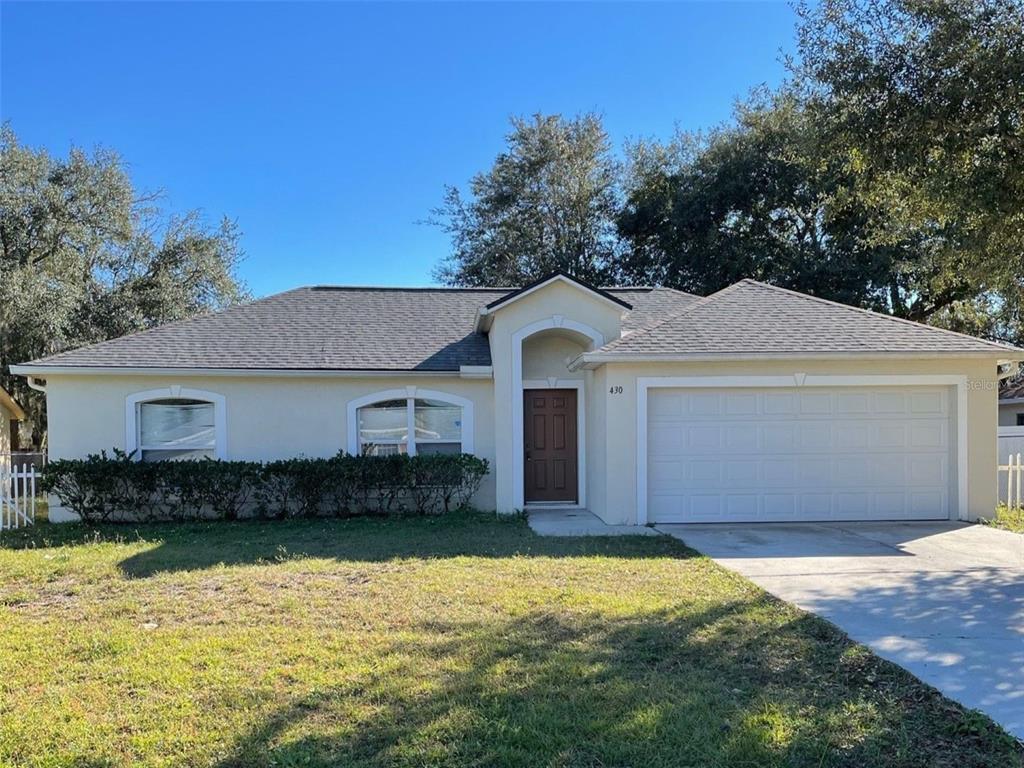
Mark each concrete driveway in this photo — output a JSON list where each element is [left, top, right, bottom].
[[657, 521, 1024, 739]]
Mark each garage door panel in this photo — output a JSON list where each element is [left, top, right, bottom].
[[911, 491, 946, 516], [910, 422, 946, 449], [911, 391, 946, 414], [725, 393, 758, 415], [763, 459, 795, 486], [799, 392, 833, 415], [869, 456, 907, 485], [875, 492, 906, 517], [876, 424, 907, 448], [650, 392, 682, 417], [799, 423, 832, 450], [647, 386, 954, 523], [688, 392, 721, 416], [762, 424, 796, 450], [874, 391, 908, 413], [909, 456, 946, 483], [649, 425, 683, 451], [764, 494, 797, 517], [723, 425, 748, 450], [764, 392, 797, 415], [834, 423, 871, 450], [690, 495, 721, 518], [836, 392, 871, 414], [689, 425, 722, 450]]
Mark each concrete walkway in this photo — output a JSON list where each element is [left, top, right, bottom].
[[657, 521, 1024, 739], [527, 508, 660, 537]]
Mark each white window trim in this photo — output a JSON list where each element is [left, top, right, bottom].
[[511, 316, 604, 510], [635, 374, 969, 526], [346, 387, 474, 456], [125, 386, 228, 460], [522, 378, 586, 509]]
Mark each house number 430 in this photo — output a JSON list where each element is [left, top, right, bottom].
[[609, 386, 624, 395]]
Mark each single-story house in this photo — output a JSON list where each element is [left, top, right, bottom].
[[999, 379, 1024, 427], [13, 272, 1024, 524], [0, 386, 26, 465]]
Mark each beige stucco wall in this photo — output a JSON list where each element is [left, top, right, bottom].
[[590, 357, 1001, 525], [999, 403, 1024, 427], [44, 373, 497, 518], [587, 365, 608, 520], [522, 335, 586, 382], [486, 279, 626, 512]]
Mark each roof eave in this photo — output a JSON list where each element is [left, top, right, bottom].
[[573, 350, 1024, 370], [9, 365, 476, 379]]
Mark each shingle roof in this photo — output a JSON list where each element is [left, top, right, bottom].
[[20, 285, 699, 371], [598, 280, 1023, 358], [617, 288, 701, 332], [23, 278, 1011, 372]]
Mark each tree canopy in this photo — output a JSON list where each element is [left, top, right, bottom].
[[0, 125, 247, 445], [433, 0, 1024, 344], [431, 113, 622, 287], [617, 94, 900, 311], [791, 0, 1024, 339]]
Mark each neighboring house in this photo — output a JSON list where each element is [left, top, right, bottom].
[[0, 386, 26, 468], [12, 272, 1024, 524], [999, 379, 1024, 427]]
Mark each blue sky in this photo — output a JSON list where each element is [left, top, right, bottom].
[[1, 2, 797, 297]]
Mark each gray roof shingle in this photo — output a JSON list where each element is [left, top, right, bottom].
[[599, 280, 1023, 358], [24, 279, 1012, 372], [21, 285, 700, 371]]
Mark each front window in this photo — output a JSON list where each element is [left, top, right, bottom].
[[138, 399, 216, 462], [358, 396, 465, 456], [414, 399, 462, 455], [357, 399, 409, 456]]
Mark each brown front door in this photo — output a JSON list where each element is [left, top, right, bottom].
[[524, 389, 578, 503]]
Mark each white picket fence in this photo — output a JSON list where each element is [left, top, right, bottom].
[[0, 462, 38, 529], [997, 427, 1024, 507], [999, 452, 1024, 509]]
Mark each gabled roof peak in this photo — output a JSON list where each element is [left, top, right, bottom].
[[483, 270, 634, 313]]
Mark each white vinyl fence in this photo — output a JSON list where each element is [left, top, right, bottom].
[[998, 428, 1024, 507], [0, 461, 38, 529]]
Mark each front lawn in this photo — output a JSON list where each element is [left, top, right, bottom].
[[0, 513, 1019, 767]]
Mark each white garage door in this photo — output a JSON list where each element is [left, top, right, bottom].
[[647, 387, 955, 523]]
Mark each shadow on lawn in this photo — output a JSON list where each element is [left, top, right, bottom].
[[0, 513, 695, 576], [208, 601, 1020, 768]]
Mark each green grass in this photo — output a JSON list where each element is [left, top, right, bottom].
[[984, 504, 1024, 533], [0, 513, 1020, 768]]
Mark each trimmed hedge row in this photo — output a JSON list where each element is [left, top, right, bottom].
[[42, 449, 489, 524]]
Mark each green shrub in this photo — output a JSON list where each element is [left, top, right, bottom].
[[42, 451, 489, 524], [983, 503, 1024, 533]]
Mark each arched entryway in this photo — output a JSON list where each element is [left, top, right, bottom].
[[511, 316, 604, 510]]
